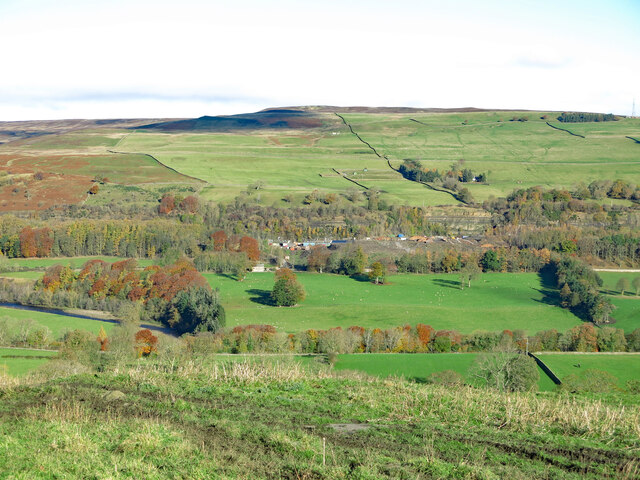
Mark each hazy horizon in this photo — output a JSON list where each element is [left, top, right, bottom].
[[1, 0, 638, 121]]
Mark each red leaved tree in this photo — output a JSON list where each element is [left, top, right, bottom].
[[158, 195, 175, 215], [239, 236, 260, 261], [19, 227, 37, 258], [135, 329, 158, 357], [211, 230, 228, 251]]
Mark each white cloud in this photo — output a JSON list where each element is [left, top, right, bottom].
[[0, 0, 638, 119]]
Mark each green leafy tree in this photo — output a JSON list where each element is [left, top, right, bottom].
[[271, 270, 305, 306], [633, 277, 640, 296], [341, 247, 367, 276], [457, 187, 474, 204], [167, 286, 226, 335], [616, 277, 630, 295], [481, 250, 503, 272], [368, 261, 386, 284], [459, 261, 481, 289]]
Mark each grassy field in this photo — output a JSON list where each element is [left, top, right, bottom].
[[0, 306, 117, 339], [334, 352, 478, 381], [345, 112, 640, 203], [206, 272, 581, 334], [0, 347, 56, 376], [595, 272, 640, 332], [0, 359, 635, 478], [334, 353, 557, 391], [0, 271, 43, 280], [114, 111, 640, 206], [3, 110, 638, 209], [537, 353, 640, 388], [3, 256, 156, 270]]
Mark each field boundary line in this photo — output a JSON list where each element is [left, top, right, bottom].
[[528, 352, 562, 385], [545, 122, 585, 138], [409, 118, 505, 128], [107, 149, 207, 184], [331, 168, 369, 190], [335, 113, 466, 204]]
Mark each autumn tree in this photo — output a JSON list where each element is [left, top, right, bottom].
[[158, 194, 175, 215], [97, 325, 109, 351], [211, 230, 228, 251], [135, 329, 158, 357], [34, 228, 53, 257], [307, 246, 330, 273], [239, 236, 260, 261], [180, 195, 199, 214], [19, 227, 37, 258]]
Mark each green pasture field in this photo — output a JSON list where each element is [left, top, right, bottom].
[[345, 112, 640, 203], [333, 353, 557, 391], [119, 119, 462, 207], [0, 348, 56, 376], [597, 271, 640, 294], [594, 271, 640, 332], [206, 272, 581, 334], [115, 111, 640, 206], [3, 256, 155, 271], [536, 353, 640, 388], [0, 271, 42, 280], [0, 306, 116, 339]]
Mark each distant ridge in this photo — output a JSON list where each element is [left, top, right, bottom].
[[134, 109, 323, 132], [278, 106, 545, 114]]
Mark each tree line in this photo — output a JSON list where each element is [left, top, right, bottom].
[[558, 112, 617, 123], [177, 322, 639, 355], [0, 258, 225, 335]]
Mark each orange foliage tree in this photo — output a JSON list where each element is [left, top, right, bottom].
[[97, 326, 109, 351], [19, 227, 37, 258], [180, 195, 199, 214], [211, 230, 228, 251], [158, 194, 175, 215], [135, 329, 158, 357], [239, 236, 260, 261]]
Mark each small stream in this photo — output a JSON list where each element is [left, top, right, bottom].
[[0, 302, 176, 336]]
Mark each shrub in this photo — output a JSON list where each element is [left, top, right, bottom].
[[559, 369, 618, 393], [470, 351, 539, 392]]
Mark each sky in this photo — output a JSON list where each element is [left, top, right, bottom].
[[0, 0, 638, 120]]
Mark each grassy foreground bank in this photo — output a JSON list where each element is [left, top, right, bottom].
[[0, 359, 637, 478]]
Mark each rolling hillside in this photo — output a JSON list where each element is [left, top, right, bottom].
[[1, 107, 638, 211]]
